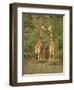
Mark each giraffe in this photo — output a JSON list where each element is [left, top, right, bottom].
[[48, 26, 56, 61], [35, 39, 43, 60], [35, 26, 44, 60]]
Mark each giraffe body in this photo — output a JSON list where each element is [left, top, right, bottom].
[[48, 26, 56, 61]]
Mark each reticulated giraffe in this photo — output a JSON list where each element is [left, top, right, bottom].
[[35, 39, 43, 60], [35, 26, 44, 60], [48, 26, 56, 60]]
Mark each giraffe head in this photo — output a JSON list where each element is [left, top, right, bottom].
[[48, 26, 52, 31], [41, 25, 46, 30], [48, 26, 53, 37]]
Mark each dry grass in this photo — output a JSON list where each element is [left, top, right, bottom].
[[24, 58, 63, 74]]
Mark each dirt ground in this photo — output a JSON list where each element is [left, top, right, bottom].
[[24, 58, 63, 74]]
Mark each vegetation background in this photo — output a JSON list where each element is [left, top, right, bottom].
[[23, 13, 63, 74]]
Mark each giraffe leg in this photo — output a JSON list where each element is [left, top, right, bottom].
[[49, 50, 52, 61], [36, 54, 38, 60], [38, 54, 39, 60]]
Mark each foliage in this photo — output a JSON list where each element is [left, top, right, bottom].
[[23, 14, 63, 59]]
